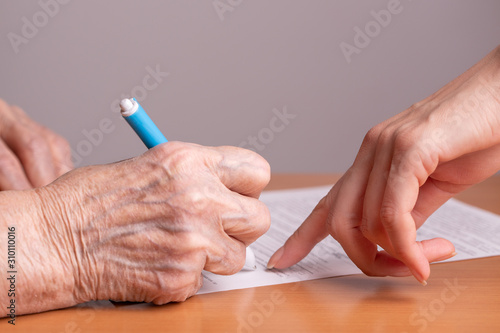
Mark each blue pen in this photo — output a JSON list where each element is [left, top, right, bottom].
[[120, 98, 167, 148], [119, 98, 257, 271]]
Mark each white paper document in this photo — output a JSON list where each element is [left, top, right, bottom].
[[199, 185, 500, 294]]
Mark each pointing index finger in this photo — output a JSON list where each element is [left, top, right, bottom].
[[267, 196, 331, 269]]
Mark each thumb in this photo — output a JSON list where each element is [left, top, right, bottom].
[[267, 196, 331, 269]]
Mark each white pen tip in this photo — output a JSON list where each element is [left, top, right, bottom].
[[120, 98, 137, 116], [120, 98, 134, 111]]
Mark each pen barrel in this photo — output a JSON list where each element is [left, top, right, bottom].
[[123, 104, 168, 148]]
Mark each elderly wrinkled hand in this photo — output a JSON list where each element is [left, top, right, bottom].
[[1, 141, 270, 316], [0, 99, 72, 190]]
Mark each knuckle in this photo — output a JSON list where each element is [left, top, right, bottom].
[[379, 204, 397, 224], [49, 132, 71, 155], [324, 193, 352, 239], [360, 212, 387, 242], [181, 189, 205, 206], [232, 241, 247, 267], [179, 230, 202, 249], [8, 105, 28, 120], [247, 151, 271, 185], [379, 204, 402, 239], [10, 105, 26, 116], [226, 248, 246, 275], [253, 201, 271, 236], [221, 146, 271, 187], [0, 153, 21, 172], [0, 103, 16, 130], [175, 188, 212, 214], [21, 130, 50, 154], [160, 140, 188, 152], [161, 141, 193, 156], [359, 214, 372, 236], [212, 241, 246, 275], [363, 124, 383, 145], [408, 101, 426, 112], [160, 141, 204, 171], [0, 98, 8, 111], [393, 129, 417, 152], [326, 219, 338, 240], [255, 162, 271, 188], [377, 126, 396, 145], [326, 208, 341, 239]]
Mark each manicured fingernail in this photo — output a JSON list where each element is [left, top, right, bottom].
[[409, 267, 427, 286], [267, 246, 284, 269]]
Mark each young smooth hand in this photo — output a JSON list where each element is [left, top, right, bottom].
[[268, 46, 500, 285]]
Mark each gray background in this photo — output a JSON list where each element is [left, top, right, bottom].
[[1, 0, 499, 172]]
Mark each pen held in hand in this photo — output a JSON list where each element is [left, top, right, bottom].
[[119, 98, 257, 272]]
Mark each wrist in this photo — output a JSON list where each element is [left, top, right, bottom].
[[33, 167, 105, 304], [0, 189, 79, 316], [35, 162, 167, 303]]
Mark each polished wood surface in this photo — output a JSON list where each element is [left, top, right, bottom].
[[4, 174, 500, 332]]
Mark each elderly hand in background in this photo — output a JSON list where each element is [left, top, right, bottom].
[[0, 99, 72, 190], [0, 141, 270, 317], [269, 45, 500, 285]]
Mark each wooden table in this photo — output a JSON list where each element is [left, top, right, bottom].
[[4, 174, 500, 332]]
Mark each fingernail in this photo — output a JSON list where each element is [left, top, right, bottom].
[[409, 267, 427, 286], [267, 246, 284, 269]]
